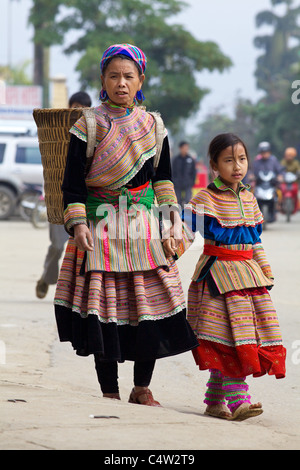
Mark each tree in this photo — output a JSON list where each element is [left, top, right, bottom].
[[185, 0, 300, 160], [254, 0, 300, 103], [253, 0, 300, 155], [0, 61, 32, 85], [59, 0, 232, 132], [188, 111, 234, 160], [187, 98, 260, 162], [29, 0, 68, 106]]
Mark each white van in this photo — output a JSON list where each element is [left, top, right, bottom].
[[0, 136, 43, 219], [0, 119, 37, 137]]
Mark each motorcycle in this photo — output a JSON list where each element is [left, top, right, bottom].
[[19, 184, 47, 228], [254, 170, 277, 229], [279, 172, 299, 222], [31, 193, 47, 229]]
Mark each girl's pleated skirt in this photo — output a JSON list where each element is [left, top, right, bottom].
[[54, 239, 198, 361], [187, 281, 286, 379]]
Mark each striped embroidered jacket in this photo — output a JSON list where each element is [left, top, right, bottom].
[[63, 101, 193, 273], [70, 102, 164, 189]]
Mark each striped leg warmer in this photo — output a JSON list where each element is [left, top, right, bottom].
[[223, 376, 251, 413], [204, 369, 226, 406]]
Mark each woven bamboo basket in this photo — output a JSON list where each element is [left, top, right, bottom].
[[33, 108, 84, 224]]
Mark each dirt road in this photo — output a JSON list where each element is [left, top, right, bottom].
[[0, 214, 299, 450]]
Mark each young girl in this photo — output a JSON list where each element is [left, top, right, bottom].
[[185, 133, 286, 421]]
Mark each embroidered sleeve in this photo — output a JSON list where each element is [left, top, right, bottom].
[[70, 116, 88, 143], [153, 180, 178, 206], [152, 136, 177, 206], [252, 196, 264, 225], [252, 242, 274, 279], [62, 134, 88, 235], [64, 203, 88, 235]]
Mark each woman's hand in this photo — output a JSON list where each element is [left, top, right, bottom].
[[74, 224, 94, 251], [162, 236, 177, 258]]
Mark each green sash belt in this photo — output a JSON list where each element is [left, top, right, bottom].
[[86, 181, 155, 222]]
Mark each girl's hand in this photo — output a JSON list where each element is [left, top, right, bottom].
[[162, 236, 177, 258], [74, 224, 94, 251]]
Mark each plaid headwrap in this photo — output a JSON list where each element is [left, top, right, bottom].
[[100, 43, 147, 74]]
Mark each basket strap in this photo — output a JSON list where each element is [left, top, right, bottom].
[[148, 111, 165, 169], [82, 108, 97, 176]]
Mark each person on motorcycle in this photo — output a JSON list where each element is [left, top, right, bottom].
[[281, 147, 300, 177], [252, 142, 284, 223], [280, 147, 300, 217]]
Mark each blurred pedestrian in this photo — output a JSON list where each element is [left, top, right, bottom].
[[36, 91, 92, 299], [172, 141, 196, 206]]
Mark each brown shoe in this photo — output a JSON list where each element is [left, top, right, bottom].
[[205, 404, 232, 420], [36, 279, 49, 299], [103, 393, 121, 400], [128, 388, 161, 407], [230, 402, 263, 421]]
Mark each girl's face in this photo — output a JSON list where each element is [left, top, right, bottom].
[[211, 143, 248, 192], [101, 58, 145, 107]]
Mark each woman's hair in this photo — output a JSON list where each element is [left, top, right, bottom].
[[208, 133, 249, 164], [101, 54, 143, 76]]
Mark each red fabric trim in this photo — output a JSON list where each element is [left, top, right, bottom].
[[225, 286, 268, 298], [129, 180, 150, 192], [203, 244, 253, 261], [192, 338, 286, 379]]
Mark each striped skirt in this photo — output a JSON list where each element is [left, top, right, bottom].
[[54, 238, 198, 360], [187, 280, 286, 379]]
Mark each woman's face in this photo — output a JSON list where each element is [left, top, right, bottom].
[[101, 58, 145, 107], [211, 143, 248, 192]]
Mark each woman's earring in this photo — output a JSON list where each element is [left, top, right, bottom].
[[135, 90, 145, 104], [100, 89, 108, 101]]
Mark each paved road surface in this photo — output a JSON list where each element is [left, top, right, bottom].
[[0, 213, 299, 450]]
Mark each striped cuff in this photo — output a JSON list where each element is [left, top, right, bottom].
[[64, 203, 87, 235], [153, 180, 178, 206], [252, 242, 274, 279]]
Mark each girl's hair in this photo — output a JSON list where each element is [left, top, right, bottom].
[[101, 54, 143, 76], [208, 133, 249, 164]]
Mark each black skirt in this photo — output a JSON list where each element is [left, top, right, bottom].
[[55, 305, 198, 361]]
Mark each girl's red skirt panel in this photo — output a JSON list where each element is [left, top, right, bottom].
[[187, 281, 286, 379]]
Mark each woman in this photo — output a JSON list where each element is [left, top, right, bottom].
[[54, 43, 198, 406]]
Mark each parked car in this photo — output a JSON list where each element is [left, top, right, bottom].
[[0, 135, 43, 219], [0, 119, 37, 137]]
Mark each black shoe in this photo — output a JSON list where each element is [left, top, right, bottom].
[[36, 279, 49, 299]]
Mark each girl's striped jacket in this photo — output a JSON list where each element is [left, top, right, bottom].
[[184, 177, 274, 296]]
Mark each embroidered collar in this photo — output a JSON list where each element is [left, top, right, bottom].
[[213, 176, 250, 193], [101, 100, 135, 117]]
